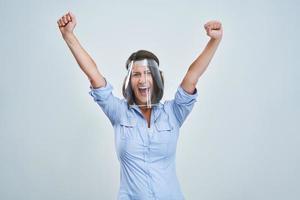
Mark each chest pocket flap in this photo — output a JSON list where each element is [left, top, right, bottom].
[[155, 112, 173, 131], [120, 115, 136, 127], [119, 112, 137, 140]]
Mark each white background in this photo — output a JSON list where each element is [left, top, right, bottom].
[[0, 0, 299, 199]]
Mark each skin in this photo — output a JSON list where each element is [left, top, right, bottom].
[[130, 63, 153, 106], [130, 63, 154, 127], [181, 21, 223, 94], [57, 11, 223, 127]]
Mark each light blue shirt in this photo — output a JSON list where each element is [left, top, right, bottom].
[[89, 81, 198, 200]]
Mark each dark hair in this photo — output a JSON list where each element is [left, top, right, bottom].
[[122, 50, 164, 106], [125, 50, 160, 70]]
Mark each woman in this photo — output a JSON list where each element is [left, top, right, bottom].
[[57, 11, 222, 200]]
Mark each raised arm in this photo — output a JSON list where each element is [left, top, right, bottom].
[[181, 21, 223, 94], [57, 12, 106, 88]]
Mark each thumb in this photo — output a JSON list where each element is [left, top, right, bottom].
[[68, 11, 76, 22], [206, 27, 211, 35]]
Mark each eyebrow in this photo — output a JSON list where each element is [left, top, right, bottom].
[[132, 70, 151, 74]]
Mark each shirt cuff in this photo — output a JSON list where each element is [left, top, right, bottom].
[[175, 86, 198, 105], [89, 80, 114, 101]]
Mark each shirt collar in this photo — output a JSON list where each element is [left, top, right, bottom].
[[129, 102, 163, 121]]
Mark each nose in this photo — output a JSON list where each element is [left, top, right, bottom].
[[138, 73, 146, 84]]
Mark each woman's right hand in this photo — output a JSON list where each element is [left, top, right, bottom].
[[57, 11, 77, 37]]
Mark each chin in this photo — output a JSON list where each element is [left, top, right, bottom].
[[136, 98, 147, 105]]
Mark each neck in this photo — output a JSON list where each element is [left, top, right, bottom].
[[140, 107, 151, 113], [140, 107, 152, 128]]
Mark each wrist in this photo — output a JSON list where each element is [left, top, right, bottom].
[[62, 32, 75, 41], [210, 37, 222, 44]]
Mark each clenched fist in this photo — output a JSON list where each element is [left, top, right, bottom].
[[204, 21, 223, 40], [57, 11, 77, 36]]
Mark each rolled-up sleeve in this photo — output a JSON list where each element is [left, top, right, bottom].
[[171, 86, 198, 127], [89, 81, 122, 125]]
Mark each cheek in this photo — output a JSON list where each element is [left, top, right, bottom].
[[130, 79, 136, 89], [130, 82, 139, 95], [149, 78, 154, 87]]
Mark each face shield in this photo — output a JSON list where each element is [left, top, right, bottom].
[[124, 59, 163, 108]]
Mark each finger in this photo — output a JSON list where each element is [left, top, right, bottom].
[[68, 11, 76, 20], [212, 24, 218, 30], [212, 21, 221, 30], [63, 15, 68, 24], [205, 21, 212, 27], [205, 26, 210, 34], [213, 22, 221, 30], [206, 27, 211, 36], [59, 19, 65, 26], [59, 20, 64, 27], [68, 11, 76, 23], [204, 23, 210, 29], [205, 21, 218, 29], [67, 14, 71, 21]]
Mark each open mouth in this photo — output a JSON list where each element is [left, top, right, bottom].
[[138, 86, 150, 96]]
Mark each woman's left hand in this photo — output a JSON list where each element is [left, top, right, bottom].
[[204, 21, 223, 40]]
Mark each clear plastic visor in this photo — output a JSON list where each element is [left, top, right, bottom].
[[124, 59, 162, 108]]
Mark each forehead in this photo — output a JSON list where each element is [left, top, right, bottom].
[[132, 60, 150, 72]]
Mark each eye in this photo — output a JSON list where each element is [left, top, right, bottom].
[[145, 70, 151, 75], [131, 72, 141, 78]]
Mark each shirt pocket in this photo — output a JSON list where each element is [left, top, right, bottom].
[[154, 115, 175, 144], [119, 115, 136, 140], [154, 116, 177, 169]]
